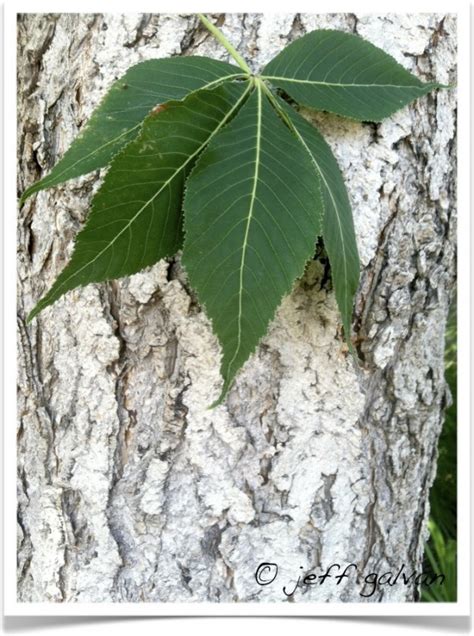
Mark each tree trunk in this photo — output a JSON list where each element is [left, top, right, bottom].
[[17, 13, 457, 603]]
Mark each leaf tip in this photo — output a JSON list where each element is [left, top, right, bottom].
[[424, 81, 453, 93], [19, 191, 30, 207], [26, 304, 40, 323], [26, 298, 46, 324], [207, 393, 226, 410], [20, 179, 43, 205], [207, 377, 234, 409], [348, 341, 358, 362]]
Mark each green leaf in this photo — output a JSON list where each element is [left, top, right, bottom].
[[27, 81, 251, 322], [182, 83, 323, 405], [20, 57, 243, 203], [24, 16, 450, 405], [262, 30, 443, 122], [276, 98, 360, 345]]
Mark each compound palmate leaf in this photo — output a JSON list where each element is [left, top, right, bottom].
[[23, 15, 449, 406], [28, 82, 251, 321], [262, 29, 443, 122], [182, 84, 322, 405], [20, 57, 243, 203]]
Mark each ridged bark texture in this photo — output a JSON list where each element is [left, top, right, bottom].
[[17, 13, 456, 603]]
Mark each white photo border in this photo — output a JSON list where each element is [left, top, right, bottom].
[[3, 0, 471, 618]]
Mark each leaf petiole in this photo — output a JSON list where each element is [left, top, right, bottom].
[[198, 14, 252, 75]]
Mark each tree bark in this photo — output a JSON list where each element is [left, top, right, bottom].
[[17, 13, 457, 603]]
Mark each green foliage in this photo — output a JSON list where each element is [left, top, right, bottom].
[[262, 29, 444, 121], [183, 85, 322, 404], [422, 303, 457, 602], [430, 303, 457, 538], [277, 100, 359, 347], [22, 16, 447, 404], [27, 83, 249, 322], [421, 520, 457, 602], [20, 57, 243, 204]]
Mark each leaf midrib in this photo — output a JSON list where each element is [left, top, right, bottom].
[[46, 81, 253, 301], [261, 75, 429, 90], [225, 82, 262, 378]]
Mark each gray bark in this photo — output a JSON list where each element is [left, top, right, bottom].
[[17, 13, 457, 603]]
